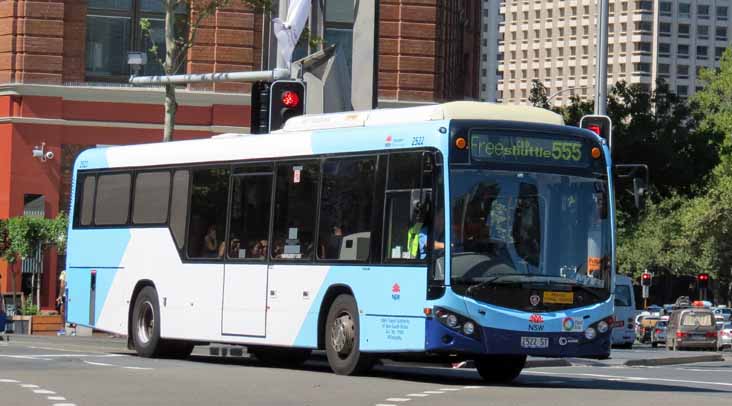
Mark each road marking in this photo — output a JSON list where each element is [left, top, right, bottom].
[[48, 397, 66, 401], [423, 391, 445, 394], [123, 366, 154, 370], [406, 394, 428, 397], [525, 370, 732, 388], [84, 361, 115, 367], [0, 379, 20, 383], [385, 398, 411, 402], [0, 355, 52, 361], [438, 388, 461, 391], [21, 384, 40, 388], [374, 404, 397, 406], [463, 386, 482, 389], [33, 389, 56, 394], [52, 403, 76, 406]]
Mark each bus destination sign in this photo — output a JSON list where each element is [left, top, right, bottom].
[[470, 132, 589, 167]]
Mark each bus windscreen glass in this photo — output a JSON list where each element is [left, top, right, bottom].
[[470, 132, 591, 167]]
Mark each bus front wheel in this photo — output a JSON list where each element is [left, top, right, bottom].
[[474, 355, 526, 383], [324, 294, 374, 375], [131, 286, 163, 358]]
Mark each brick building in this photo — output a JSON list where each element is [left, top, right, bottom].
[[0, 0, 481, 311]]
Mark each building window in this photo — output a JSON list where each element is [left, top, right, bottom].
[[634, 42, 652, 54], [717, 6, 729, 20], [660, 2, 672, 16], [325, 2, 355, 74], [637, 1, 653, 12], [658, 64, 670, 75], [678, 44, 689, 57], [659, 22, 672, 36], [678, 24, 690, 38], [698, 25, 709, 39], [86, 0, 186, 80], [697, 45, 709, 59], [659, 43, 671, 56], [698, 5, 710, 19], [633, 63, 651, 74], [678, 65, 689, 77], [679, 3, 690, 18], [716, 47, 726, 60], [716, 26, 728, 41], [677, 85, 688, 97]]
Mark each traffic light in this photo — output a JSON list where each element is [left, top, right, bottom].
[[269, 80, 306, 132], [698, 273, 710, 290], [641, 272, 652, 287], [250, 81, 271, 134], [580, 115, 612, 149]]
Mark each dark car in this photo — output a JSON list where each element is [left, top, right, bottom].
[[666, 307, 718, 351]]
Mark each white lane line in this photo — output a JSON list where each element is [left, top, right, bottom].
[[0, 379, 20, 383], [524, 371, 732, 388], [439, 388, 461, 391], [375, 404, 397, 406], [385, 399, 411, 402], [123, 366, 154, 370], [52, 403, 76, 406], [48, 396, 66, 401], [84, 361, 114, 367], [0, 355, 52, 361], [20, 384, 40, 388], [423, 391, 445, 394], [463, 386, 482, 389], [33, 389, 56, 394], [406, 393, 429, 397]]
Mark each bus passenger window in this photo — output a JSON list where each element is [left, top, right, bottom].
[[132, 171, 171, 224], [272, 161, 320, 260], [79, 175, 96, 226], [318, 157, 376, 261], [186, 168, 230, 259], [169, 170, 189, 250], [94, 173, 131, 226]]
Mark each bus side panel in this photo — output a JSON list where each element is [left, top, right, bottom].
[[291, 266, 428, 352], [66, 228, 130, 329]]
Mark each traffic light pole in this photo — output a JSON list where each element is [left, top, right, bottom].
[[129, 69, 290, 86], [594, 0, 609, 115]]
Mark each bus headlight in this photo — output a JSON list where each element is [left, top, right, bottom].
[[584, 327, 597, 340], [597, 321, 609, 334], [433, 307, 480, 339], [446, 314, 459, 328], [463, 321, 475, 335]]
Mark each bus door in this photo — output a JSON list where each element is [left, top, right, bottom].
[[221, 165, 273, 337]]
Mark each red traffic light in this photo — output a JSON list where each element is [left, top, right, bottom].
[[642, 273, 651, 280], [587, 125, 602, 136], [281, 90, 300, 108], [698, 273, 709, 281]]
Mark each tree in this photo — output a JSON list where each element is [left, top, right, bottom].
[[141, 0, 272, 142], [528, 79, 551, 109], [557, 94, 593, 126]]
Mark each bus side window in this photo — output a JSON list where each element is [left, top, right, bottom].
[[169, 170, 189, 250], [78, 175, 96, 227], [318, 156, 376, 261], [272, 161, 320, 261], [132, 171, 171, 224], [186, 167, 230, 259], [94, 173, 132, 226], [383, 152, 433, 261]]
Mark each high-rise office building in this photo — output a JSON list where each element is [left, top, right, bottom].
[[495, 0, 732, 105]]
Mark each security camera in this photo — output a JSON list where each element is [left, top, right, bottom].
[[45, 151, 54, 160]]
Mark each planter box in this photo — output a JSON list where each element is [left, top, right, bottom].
[[31, 314, 64, 336], [10, 315, 32, 335]]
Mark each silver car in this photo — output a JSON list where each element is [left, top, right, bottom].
[[719, 322, 732, 351], [651, 320, 667, 348]]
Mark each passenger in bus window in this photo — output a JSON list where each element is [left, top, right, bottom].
[[250, 240, 268, 258], [203, 224, 219, 257], [321, 224, 344, 259]]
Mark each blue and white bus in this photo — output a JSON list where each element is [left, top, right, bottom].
[[66, 101, 616, 382]]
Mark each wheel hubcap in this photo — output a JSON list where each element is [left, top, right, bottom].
[[331, 311, 355, 358], [137, 301, 154, 344]]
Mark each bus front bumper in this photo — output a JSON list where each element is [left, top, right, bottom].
[[425, 318, 611, 359]]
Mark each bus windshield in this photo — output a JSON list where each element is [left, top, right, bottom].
[[450, 168, 611, 294]]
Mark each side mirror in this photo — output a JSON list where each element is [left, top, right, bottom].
[[615, 164, 650, 210]]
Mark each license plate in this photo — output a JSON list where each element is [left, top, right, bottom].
[[521, 336, 549, 349], [543, 291, 573, 304], [615, 320, 625, 327]]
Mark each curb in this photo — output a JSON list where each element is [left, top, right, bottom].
[[624, 354, 724, 367]]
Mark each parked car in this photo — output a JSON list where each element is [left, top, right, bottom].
[[714, 307, 732, 322], [651, 320, 668, 348], [718, 322, 732, 351], [612, 275, 636, 348], [666, 306, 718, 351]]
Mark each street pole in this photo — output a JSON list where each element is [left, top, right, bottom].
[[594, 0, 609, 115]]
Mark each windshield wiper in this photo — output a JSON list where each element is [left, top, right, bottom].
[[464, 273, 531, 294]]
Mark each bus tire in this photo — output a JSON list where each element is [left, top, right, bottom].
[[131, 286, 164, 358], [475, 355, 526, 383], [250, 347, 311, 367], [324, 294, 373, 375]]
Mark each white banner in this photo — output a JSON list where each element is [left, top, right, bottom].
[[273, 0, 311, 68]]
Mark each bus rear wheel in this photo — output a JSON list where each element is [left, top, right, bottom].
[[324, 294, 374, 375], [474, 355, 526, 383], [131, 286, 164, 358]]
